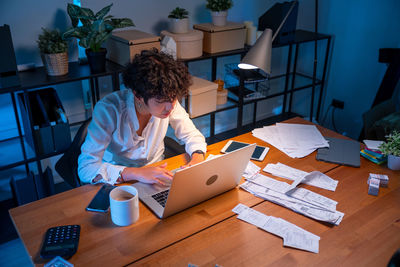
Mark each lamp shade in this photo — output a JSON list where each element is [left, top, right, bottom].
[[238, 28, 273, 75]]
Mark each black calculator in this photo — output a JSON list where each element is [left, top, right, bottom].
[[40, 225, 80, 259]]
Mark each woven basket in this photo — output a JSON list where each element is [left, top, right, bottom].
[[42, 52, 68, 76]]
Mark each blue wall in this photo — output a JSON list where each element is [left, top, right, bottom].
[[316, 0, 400, 138]]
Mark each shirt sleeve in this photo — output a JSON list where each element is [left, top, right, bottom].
[[169, 102, 207, 155], [77, 101, 126, 184]]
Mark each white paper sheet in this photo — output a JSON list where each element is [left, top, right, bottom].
[[243, 161, 261, 179], [252, 123, 328, 158], [286, 187, 338, 211], [263, 163, 338, 191], [232, 204, 320, 253], [240, 181, 344, 225], [246, 173, 291, 193], [302, 171, 338, 191]]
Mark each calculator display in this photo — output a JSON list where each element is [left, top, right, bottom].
[[40, 225, 80, 259], [45, 243, 75, 251]]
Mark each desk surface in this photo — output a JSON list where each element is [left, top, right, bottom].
[[9, 117, 400, 266]]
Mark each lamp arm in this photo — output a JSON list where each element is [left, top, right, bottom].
[[272, 0, 298, 42]]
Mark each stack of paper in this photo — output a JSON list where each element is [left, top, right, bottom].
[[361, 140, 387, 164], [363, 140, 384, 151], [232, 204, 320, 253], [241, 173, 344, 225], [252, 123, 329, 158]]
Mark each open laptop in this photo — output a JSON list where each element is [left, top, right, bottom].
[[133, 143, 256, 219]]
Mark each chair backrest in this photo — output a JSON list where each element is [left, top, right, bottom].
[[55, 118, 91, 188]]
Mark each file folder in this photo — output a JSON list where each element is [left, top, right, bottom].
[[316, 137, 361, 167]]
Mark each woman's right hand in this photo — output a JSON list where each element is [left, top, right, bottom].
[[121, 163, 173, 185]]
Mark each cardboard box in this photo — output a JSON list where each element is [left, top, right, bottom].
[[106, 29, 161, 66], [193, 22, 246, 53], [161, 30, 203, 59], [188, 76, 218, 118]]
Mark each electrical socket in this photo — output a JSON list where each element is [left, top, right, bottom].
[[332, 99, 344, 109]]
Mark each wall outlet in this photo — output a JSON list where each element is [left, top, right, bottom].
[[332, 99, 344, 109]]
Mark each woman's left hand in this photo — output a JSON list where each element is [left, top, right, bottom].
[[181, 152, 205, 168]]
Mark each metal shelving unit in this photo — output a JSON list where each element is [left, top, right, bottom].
[[0, 60, 124, 200], [182, 29, 331, 137]]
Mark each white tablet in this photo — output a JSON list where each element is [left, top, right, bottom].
[[221, 140, 269, 161]]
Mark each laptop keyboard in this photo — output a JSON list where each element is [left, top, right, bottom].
[[151, 190, 170, 207]]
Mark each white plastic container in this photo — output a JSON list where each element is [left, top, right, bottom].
[[161, 30, 203, 59]]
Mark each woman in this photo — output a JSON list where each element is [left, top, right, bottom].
[[78, 49, 207, 185]]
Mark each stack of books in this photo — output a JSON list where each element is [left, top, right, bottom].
[[360, 140, 387, 164]]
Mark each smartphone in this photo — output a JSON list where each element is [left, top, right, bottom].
[[221, 140, 269, 161], [86, 184, 116, 212]]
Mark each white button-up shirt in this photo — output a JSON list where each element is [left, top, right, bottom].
[[78, 89, 207, 184]]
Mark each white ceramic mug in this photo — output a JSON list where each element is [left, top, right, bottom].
[[109, 185, 139, 226]]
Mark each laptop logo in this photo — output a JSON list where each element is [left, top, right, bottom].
[[206, 175, 218, 186]]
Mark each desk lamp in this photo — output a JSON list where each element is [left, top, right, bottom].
[[238, 0, 298, 75]]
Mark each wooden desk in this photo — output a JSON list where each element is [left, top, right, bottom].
[[132, 158, 400, 267], [9, 117, 399, 266]]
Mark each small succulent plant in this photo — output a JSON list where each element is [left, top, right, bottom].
[[37, 28, 68, 54]]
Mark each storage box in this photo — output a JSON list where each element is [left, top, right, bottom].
[[106, 29, 161, 66], [161, 30, 203, 59], [18, 88, 71, 156], [193, 22, 246, 53], [188, 76, 218, 118]]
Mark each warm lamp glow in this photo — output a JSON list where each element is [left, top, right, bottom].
[[237, 63, 258, 69]]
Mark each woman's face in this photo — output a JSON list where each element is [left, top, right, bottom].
[[145, 98, 177, 118]]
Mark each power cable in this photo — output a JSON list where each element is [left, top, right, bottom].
[[331, 107, 338, 132]]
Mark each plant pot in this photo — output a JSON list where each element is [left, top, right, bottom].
[[85, 48, 107, 74], [211, 11, 228, 26], [169, 18, 189, 34], [387, 154, 400, 170], [42, 52, 69, 76]]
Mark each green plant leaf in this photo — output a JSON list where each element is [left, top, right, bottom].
[[64, 3, 134, 51], [79, 38, 89, 49], [67, 3, 80, 27], [79, 6, 95, 18], [206, 0, 233, 12], [38, 28, 68, 53], [92, 20, 106, 33], [168, 7, 189, 19], [109, 18, 134, 28], [95, 4, 113, 20], [378, 130, 400, 156]]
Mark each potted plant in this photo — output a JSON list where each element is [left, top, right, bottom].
[[379, 130, 400, 170], [206, 0, 233, 26], [63, 3, 134, 73], [168, 7, 189, 34], [37, 28, 69, 76]]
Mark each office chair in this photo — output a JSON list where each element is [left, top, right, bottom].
[[164, 136, 185, 159], [55, 118, 91, 188]]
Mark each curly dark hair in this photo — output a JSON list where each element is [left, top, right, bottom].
[[122, 49, 192, 103]]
